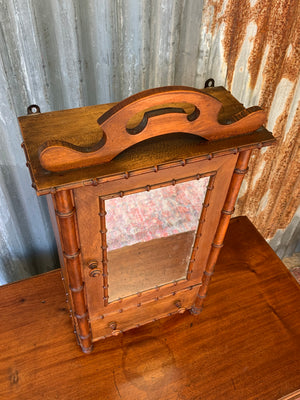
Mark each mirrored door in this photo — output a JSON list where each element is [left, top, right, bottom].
[[103, 177, 209, 302]]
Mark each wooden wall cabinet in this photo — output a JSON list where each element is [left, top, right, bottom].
[[19, 84, 275, 353]]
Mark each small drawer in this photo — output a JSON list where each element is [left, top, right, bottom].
[[90, 286, 199, 341]]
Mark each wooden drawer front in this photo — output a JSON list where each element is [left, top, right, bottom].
[[90, 285, 199, 341]]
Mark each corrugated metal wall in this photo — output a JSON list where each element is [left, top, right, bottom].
[[0, 0, 299, 283]]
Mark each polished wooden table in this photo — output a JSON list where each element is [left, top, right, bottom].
[[1, 217, 300, 400]]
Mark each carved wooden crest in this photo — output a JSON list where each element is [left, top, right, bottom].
[[38, 86, 266, 172]]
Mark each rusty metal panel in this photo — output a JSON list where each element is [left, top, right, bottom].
[[209, 0, 299, 241], [0, 0, 299, 283], [199, 0, 300, 241]]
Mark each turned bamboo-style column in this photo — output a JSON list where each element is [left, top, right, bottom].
[[54, 190, 93, 353], [191, 149, 252, 314]]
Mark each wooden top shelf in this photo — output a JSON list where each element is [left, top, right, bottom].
[[18, 86, 275, 195], [1, 216, 299, 400]]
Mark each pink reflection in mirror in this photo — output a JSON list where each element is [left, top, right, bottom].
[[106, 177, 209, 251]]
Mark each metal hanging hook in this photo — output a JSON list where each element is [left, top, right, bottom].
[[204, 78, 215, 88], [27, 104, 41, 115]]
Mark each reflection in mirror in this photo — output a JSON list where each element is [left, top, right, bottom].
[[105, 177, 209, 302]]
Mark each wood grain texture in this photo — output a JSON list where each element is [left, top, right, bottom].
[[38, 86, 266, 172], [18, 86, 275, 195], [0, 217, 299, 400], [19, 87, 276, 354], [74, 155, 237, 322]]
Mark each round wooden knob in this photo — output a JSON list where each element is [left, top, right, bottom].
[[88, 261, 98, 269], [109, 321, 122, 336], [112, 329, 122, 336], [174, 300, 186, 314], [88, 261, 101, 277], [89, 269, 101, 277]]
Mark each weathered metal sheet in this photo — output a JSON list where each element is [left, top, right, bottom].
[[200, 0, 299, 240], [0, 0, 299, 283]]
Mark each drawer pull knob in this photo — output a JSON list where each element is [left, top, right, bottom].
[[88, 261, 98, 269], [89, 269, 101, 277], [109, 321, 122, 336], [174, 300, 186, 314]]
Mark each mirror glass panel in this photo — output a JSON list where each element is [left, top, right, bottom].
[[105, 177, 209, 302]]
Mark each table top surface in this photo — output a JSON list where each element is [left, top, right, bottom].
[[0, 216, 299, 400]]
